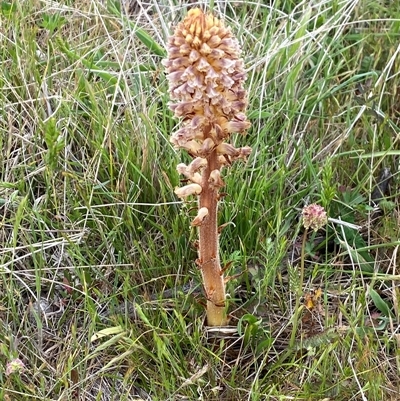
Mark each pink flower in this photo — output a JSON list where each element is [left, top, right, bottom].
[[302, 204, 328, 231], [6, 358, 25, 376]]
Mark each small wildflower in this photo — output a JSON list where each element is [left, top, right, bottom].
[[6, 358, 25, 376], [302, 203, 328, 231]]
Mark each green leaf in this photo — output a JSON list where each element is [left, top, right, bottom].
[[135, 28, 166, 57], [13, 195, 28, 248], [0, 1, 16, 17], [256, 337, 273, 354], [90, 326, 125, 342], [347, 248, 373, 272], [369, 287, 393, 318], [238, 314, 262, 345]]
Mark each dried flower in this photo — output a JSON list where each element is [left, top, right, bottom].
[[216, 142, 239, 157], [176, 139, 202, 155], [191, 207, 209, 226], [209, 169, 225, 189], [187, 157, 208, 174], [237, 146, 252, 160], [198, 138, 216, 157], [302, 204, 328, 231], [175, 183, 202, 198], [6, 358, 25, 376], [176, 163, 202, 184]]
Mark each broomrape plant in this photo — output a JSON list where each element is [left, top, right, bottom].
[[163, 8, 251, 326]]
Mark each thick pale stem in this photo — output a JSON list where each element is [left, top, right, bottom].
[[198, 143, 227, 326]]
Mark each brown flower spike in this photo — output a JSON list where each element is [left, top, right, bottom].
[[164, 8, 251, 326]]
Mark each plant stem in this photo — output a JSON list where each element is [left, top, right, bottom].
[[289, 227, 308, 348], [198, 145, 227, 326]]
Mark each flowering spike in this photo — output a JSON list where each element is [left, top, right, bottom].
[[165, 8, 252, 326], [164, 8, 250, 141]]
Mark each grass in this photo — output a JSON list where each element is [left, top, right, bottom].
[[1, 0, 400, 399]]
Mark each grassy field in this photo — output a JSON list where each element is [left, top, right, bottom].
[[1, 0, 400, 399]]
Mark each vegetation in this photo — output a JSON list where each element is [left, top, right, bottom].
[[0, 0, 399, 399]]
